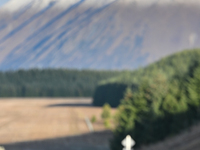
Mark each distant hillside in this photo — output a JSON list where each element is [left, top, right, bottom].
[[0, 0, 200, 70], [93, 49, 200, 107]]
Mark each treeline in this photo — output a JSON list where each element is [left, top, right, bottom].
[[93, 49, 200, 150], [0, 69, 121, 97], [93, 49, 200, 107]]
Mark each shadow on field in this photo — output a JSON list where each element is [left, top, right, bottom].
[[46, 102, 93, 107], [2, 130, 112, 150]]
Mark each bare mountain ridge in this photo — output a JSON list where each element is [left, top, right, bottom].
[[0, 0, 200, 70]]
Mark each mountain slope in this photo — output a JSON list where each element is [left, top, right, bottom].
[[0, 0, 200, 70]]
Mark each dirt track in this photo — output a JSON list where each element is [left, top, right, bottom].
[[0, 98, 113, 146]]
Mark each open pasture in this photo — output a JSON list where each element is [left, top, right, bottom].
[[0, 98, 113, 147]]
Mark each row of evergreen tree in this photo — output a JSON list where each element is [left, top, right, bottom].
[[0, 69, 121, 97]]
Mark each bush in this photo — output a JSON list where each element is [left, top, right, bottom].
[[101, 103, 111, 119], [91, 115, 97, 123], [104, 119, 111, 129]]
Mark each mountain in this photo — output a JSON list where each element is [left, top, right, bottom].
[[0, 0, 200, 70]]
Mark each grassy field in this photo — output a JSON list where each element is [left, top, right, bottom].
[[0, 98, 114, 150], [1, 98, 200, 150]]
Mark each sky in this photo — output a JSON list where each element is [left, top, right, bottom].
[[0, 0, 9, 6]]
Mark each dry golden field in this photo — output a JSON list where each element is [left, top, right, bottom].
[[0, 98, 114, 150], [1, 98, 200, 150]]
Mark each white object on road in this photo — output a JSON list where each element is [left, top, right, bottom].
[[0, 146, 5, 150], [85, 117, 94, 132], [121, 135, 135, 150]]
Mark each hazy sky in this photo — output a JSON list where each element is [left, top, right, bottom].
[[0, 0, 9, 6]]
